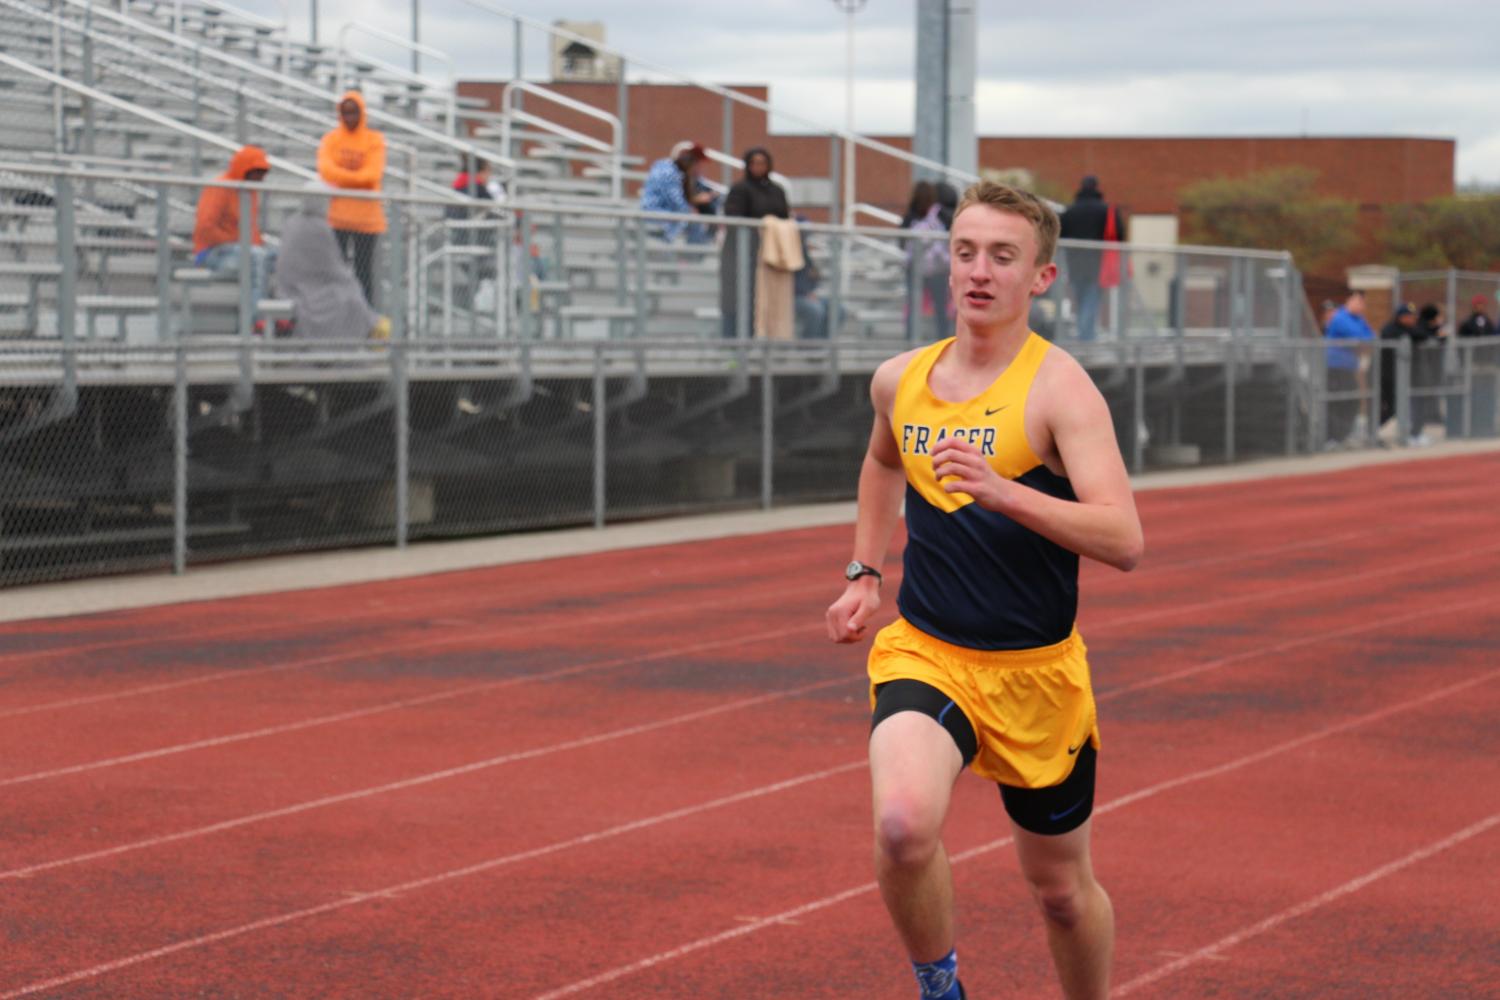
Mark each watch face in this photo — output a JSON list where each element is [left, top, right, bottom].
[[845, 561, 862, 580]]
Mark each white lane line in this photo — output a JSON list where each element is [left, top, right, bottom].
[[7, 564, 1494, 882], [0, 758, 865, 1000], [528, 666, 1500, 1000], [3, 485, 1472, 670], [10, 533, 1493, 788], [0, 664, 843, 882], [0, 622, 821, 789], [0, 544, 831, 667], [6, 665, 1492, 1000], [0, 577, 832, 721], [1112, 812, 1500, 996], [1092, 537, 1500, 632], [1095, 590, 1499, 701]]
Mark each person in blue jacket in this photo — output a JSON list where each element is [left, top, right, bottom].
[[640, 141, 716, 243], [1323, 289, 1375, 446]]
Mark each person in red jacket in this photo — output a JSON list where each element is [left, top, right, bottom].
[[317, 90, 386, 306], [192, 145, 274, 314]]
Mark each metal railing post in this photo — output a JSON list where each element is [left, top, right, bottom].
[[736, 225, 751, 339], [1283, 342, 1297, 456], [56, 174, 75, 347], [593, 347, 606, 529], [1131, 342, 1145, 473], [388, 206, 406, 339], [614, 215, 627, 316], [1446, 269, 1458, 345], [50, 8, 64, 153], [393, 341, 409, 548], [1173, 249, 1186, 339], [1395, 338, 1412, 444], [155, 184, 171, 342], [617, 56, 628, 159], [173, 339, 188, 574], [721, 92, 733, 188], [827, 232, 843, 339], [1224, 341, 1236, 462], [633, 216, 647, 337], [904, 238, 919, 343], [237, 188, 253, 339], [235, 87, 247, 144], [828, 136, 841, 232], [1461, 341, 1474, 439], [761, 342, 773, 510]]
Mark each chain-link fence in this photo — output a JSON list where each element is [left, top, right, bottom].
[[6, 334, 1498, 588]]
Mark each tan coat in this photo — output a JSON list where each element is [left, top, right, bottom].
[[755, 217, 805, 340]]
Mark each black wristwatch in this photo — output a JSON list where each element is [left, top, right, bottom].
[[845, 560, 883, 585]]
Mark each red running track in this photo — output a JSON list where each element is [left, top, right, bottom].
[[1, 452, 1498, 999]]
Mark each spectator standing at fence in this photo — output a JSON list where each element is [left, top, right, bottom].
[[1324, 289, 1375, 447], [446, 156, 501, 307], [901, 180, 937, 229], [318, 90, 386, 307], [1379, 302, 1417, 439], [719, 147, 789, 338], [1409, 303, 1448, 446], [640, 141, 715, 243], [275, 184, 389, 341], [192, 145, 275, 325], [793, 215, 828, 339], [1058, 176, 1124, 342], [906, 184, 957, 341], [1459, 294, 1494, 338]]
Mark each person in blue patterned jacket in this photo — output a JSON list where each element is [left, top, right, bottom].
[[640, 141, 717, 243]]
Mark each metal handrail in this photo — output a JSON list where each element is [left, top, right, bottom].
[[852, 202, 902, 226], [336, 23, 456, 135], [45, 0, 514, 179], [5, 0, 458, 199], [0, 160, 1307, 264], [0, 53, 319, 181], [501, 81, 621, 199], [172, 0, 289, 71]]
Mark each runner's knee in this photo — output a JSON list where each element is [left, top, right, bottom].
[[1024, 869, 1089, 928], [874, 796, 943, 867]]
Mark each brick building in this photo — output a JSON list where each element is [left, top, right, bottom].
[[459, 79, 1455, 282]]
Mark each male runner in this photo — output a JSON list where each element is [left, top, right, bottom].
[[825, 181, 1143, 1000]]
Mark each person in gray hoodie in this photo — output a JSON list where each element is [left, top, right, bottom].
[[274, 184, 389, 340]]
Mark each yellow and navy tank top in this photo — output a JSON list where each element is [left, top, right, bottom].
[[893, 333, 1078, 650]]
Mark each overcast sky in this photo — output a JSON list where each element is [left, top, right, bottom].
[[261, 1, 1498, 186]]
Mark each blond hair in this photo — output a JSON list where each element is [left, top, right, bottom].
[[953, 181, 1059, 265]]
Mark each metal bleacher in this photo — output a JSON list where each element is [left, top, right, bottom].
[[2, 0, 1385, 590]]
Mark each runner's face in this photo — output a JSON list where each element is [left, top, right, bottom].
[[949, 206, 1055, 331]]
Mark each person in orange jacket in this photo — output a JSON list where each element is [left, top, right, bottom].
[[317, 90, 386, 306], [193, 145, 275, 313]]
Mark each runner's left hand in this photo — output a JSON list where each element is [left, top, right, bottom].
[[932, 436, 1013, 512]]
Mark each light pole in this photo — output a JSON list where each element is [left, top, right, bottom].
[[412, 0, 420, 74], [832, 0, 866, 229]]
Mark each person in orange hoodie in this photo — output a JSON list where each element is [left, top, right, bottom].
[[193, 145, 275, 312], [317, 90, 386, 307]]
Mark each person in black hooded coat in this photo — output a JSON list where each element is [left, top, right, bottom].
[[720, 147, 790, 337], [1058, 175, 1123, 341]]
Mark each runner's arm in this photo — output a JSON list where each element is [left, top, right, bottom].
[[827, 356, 910, 642], [931, 358, 1143, 571]]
